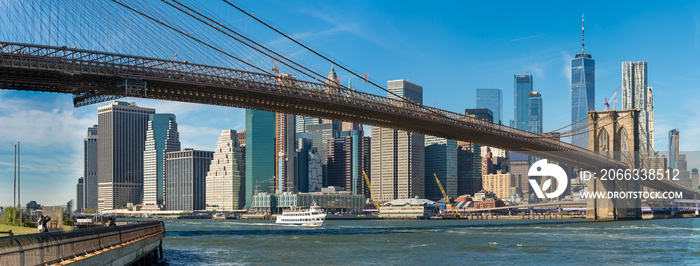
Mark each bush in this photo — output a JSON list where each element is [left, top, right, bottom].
[[544, 211, 552, 215], [2, 207, 22, 225], [63, 214, 74, 226], [23, 220, 37, 228], [558, 211, 569, 215], [517, 212, 528, 216], [84, 207, 96, 213]]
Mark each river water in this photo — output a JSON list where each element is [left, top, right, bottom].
[[153, 218, 700, 265]]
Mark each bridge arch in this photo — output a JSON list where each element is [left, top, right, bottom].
[[618, 126, 630, 163], [597, 128, 610, 156]]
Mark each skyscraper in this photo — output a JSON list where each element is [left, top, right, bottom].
[[571, 15, 595, 148], [206, 130, 246, 211], [83, 125, 98, 210], [306, 121, 342, 185], [457, 141, 481, 196], [296, 136, 313, 193], [308, 148, 323, 192], [465, 108, 494, 123], [482, 171, 521, 200], [276, 113, 297, 192], [475, 88, 502, 124], [677, 154, 691, 187], [142, 114, 181, 211], [372, 80, 425, 202], [326, 130, 371, 197], [237, 130, 246, 147], [167, 149, 214, 211], [669, 128, 679, 169], [296, 116, 322, 133], [509, 152, 530, 195], [76, 177, 84, 212], [622, 61, 650, 153], [97, 101, 155, 211], [528, 91, 542, 135], [424, 136, 457, 201], [514, 73, 533, 131], [647, 86, 654, 150], [245, 109, 276, 209]]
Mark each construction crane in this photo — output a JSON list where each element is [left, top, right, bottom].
[[604, 86, 621, 110], [434, 173, 459, 218], [362, 171, 380, 213]]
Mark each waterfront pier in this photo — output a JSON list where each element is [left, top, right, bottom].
[[0, 221, 165, 265]]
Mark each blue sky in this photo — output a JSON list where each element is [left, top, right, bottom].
[[1, 0, 699, 206]]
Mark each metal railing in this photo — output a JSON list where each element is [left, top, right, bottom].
[[0, 221, 165, 265]]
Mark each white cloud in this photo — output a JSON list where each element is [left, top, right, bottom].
[[561, 51, 573, 82], [0, 94, 89, 206], [0, 92, 248, 206], [511, 33, 545, 42], [0, 97, 94, 149], [298, 9, 388, 49]]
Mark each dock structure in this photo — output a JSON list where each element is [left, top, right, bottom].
[[0, 221, 165, 265]]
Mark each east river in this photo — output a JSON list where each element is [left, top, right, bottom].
[[146, 218, 700, 265]]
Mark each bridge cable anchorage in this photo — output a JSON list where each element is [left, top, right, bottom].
[[110, 0, 272, 75], [219, 0, 459, 123]]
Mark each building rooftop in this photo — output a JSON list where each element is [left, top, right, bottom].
[[384, 198, 437, 207]]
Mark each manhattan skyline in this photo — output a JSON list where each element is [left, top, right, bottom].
[[1, 0, 699, 206]]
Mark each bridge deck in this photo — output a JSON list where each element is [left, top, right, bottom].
[[0, 42, 694, 196]]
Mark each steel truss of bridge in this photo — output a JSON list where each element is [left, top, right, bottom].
[[0, 41, 694, 196]]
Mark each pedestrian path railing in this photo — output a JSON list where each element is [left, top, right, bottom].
[[0, 221, 165, 265]]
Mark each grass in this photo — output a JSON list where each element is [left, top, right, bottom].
[[0, 224, 38, 235], [0, 224, 75, 236]]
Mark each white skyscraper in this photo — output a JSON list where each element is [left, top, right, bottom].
[[206, 130, 246, 211], [142, 114, 180, 211]]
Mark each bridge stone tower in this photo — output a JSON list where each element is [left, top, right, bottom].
[[586, 109, 642, 221]]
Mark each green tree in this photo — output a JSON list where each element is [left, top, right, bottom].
[[63, 214, 74, 226], [2, 207, 22, 225], [84, 207, 97, 213]]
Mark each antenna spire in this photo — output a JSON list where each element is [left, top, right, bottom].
[[581, 14, 585, 54]]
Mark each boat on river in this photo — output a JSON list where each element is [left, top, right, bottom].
[[275, 202, 327, 226]]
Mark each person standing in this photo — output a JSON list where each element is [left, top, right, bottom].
[[37, 215, 51, 233]]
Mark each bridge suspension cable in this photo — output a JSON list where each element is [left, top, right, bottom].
[[221, 0, 418, 106], [161, 0, 330, 85], [544, 116, 589, 135], [110, 0, 271, 75]]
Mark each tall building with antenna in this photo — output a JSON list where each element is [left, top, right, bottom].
[[571, 14, 595, 149]]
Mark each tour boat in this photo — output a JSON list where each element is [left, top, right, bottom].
[[275, 202, 327, 226]]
